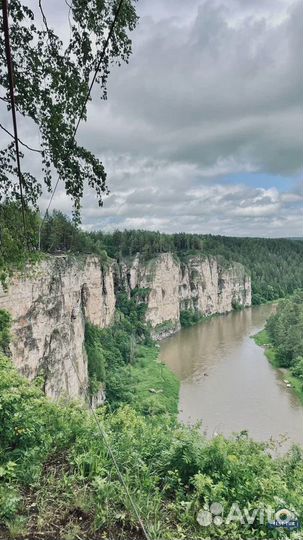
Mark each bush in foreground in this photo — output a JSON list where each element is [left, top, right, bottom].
[[0, 354, 302, 539]]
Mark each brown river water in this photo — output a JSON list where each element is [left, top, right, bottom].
[[160, 304, 303, 451]]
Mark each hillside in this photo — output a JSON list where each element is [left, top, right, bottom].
[[1, 205, 302, 305], [0, 305, 303, 540]]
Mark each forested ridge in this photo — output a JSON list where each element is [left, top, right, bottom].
[[1, 203, 302, 304], [203, 236, 303, 304], [96, 230, 303, 303]]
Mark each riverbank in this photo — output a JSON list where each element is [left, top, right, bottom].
[[127, 344, 180, 416], [2, 350, 303, 540], [253, 329, 303, 405], [179, 298, 277, 331], [161, 303, 303, 448]]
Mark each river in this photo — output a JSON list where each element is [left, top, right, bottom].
[[160, 304, 303, 451]]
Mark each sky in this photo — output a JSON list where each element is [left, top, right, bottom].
[[3, 0, 303, 237]]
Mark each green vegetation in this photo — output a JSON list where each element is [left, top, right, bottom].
[[203, 236, 303, 304], [180, 309, 207, 327], [266, 291, 303, 368], [0, 203, 42, 283], [154, 320, 177, 334], [0, 310, 11, 355], [1, 352, 303, 540], [85, 289, 179, 416], [40, 211, 107, 261], [86, 323, 179, 416], [2, 203, 302, 307], [254, 291, 303, 402], [95, 229, 204, 259], [253, 329, 279, 366], [0, 1, 138, 216], [1, 241, 303, 538], [231, 299, 244, 311], [128, 345, 179, 416], [0, 205, 107, 280]]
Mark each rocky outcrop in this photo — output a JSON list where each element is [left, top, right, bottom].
[[120, 254, 181, 336], [178, 256, 251, 315], [120, 253, 251, 338], [0, 255, 115, 400], [0, 251, 251, 400]]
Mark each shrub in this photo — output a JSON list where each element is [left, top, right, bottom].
[[0, 354, 302, 539], [180, 309, 205, 327], [0, 310, 11, 354]]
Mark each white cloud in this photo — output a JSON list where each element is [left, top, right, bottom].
[[71, 155, 302, 237]]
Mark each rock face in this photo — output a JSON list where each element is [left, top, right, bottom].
[[0, 255, 115, 400], [0, 251, 251, 399], [120, 254, 181, 337], [178, 256, 251, 315], [121, 253, 251, 338]]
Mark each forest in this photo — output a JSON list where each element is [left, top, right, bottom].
[[1, 203, 302, 304], [266, 291, 303, 391]]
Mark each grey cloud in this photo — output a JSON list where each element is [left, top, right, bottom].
[[46, 151, 302, 237], [78, 0, 301, 177], [1, 0, 301, 237], [66, 156, 302, 237]]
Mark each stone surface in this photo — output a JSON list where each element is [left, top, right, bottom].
[[0, 251, 251, 399], [0, 255, 115, 399], [179, 256, 251, 315], [122, 253, 251, 338]]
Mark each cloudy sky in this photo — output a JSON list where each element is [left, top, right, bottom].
[[4, 0, 303, 236]]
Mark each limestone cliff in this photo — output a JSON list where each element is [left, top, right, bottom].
[[120, 253, 251, 338], [0, 255, 115, 399], [0, 251, 251, 400], [178, 256, 251, 315], [119, 253, 181, 336]]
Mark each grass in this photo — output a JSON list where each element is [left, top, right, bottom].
[[253, 329, 303, 404], [130, 345, 180, 416], [286, 371, 303, 404], [252, 329, 278, 365]]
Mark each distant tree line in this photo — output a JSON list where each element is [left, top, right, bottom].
[[0, 202, 302, 304], [202, 235, 303, 304]]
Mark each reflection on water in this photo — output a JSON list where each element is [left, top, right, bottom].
[[160, 305, 303, 451]]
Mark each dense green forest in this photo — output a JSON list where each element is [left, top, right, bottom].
[[1, 203, 302, 304], [266, 291, 303, 369], [253, 291, 303, 403], [265, 292, 303, 394], [203, 236, 303, 304]]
